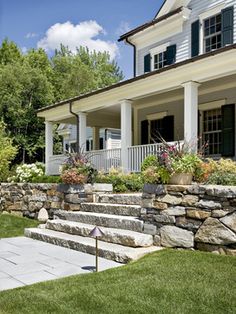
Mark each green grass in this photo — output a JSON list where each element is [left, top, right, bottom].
[[0, 249, 235, 314], [0, 213, 39, 238]]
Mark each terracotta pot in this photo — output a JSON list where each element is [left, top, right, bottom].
[[169, 173, 192, 185]]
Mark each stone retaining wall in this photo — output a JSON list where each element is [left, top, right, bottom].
[[0, 183, 112, 219], [142, 184, 236, 255]]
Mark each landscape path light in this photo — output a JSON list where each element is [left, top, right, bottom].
[[89, 226, 104, 272]]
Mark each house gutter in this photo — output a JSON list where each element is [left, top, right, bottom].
[[125, 38, 137, 77], [69, 102, 79, 153]]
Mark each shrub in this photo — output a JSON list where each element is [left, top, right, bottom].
[[31, 175, 62, 184], [0, 122, 18, 182], [96, 168, 143, 193], [141, 155, 159, 171], [207, 171, 236, 185], [9, 163, 44, 183]]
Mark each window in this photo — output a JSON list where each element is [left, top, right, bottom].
[[204, 14, 222, 52], [153, 51, 167, 70], [202, 108, 222, 156], [150, 119, 164, 143]]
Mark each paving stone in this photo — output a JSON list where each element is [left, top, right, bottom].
[[14, 270, 57, 285], [0, 277, 24, 291]]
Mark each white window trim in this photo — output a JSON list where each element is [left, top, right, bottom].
[[199, 99, 226, 157], [149, 42, 170, 71], [146, 111, 167, 121], [199, 4, 225, 54], [199, 99, 226, 111]]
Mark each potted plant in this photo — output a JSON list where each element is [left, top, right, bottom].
[[159, 141, 201, 185], [60, 151, 97, 185]]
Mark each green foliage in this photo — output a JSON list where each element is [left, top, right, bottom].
[[0, 122, 18, 182], [171, 154, 202, 175], [0, 41, 123, 164], [96, 168, 143, 193], [141, 155, 159, 171], [207, 171, 236, 185], [31, 175, 62, 184]]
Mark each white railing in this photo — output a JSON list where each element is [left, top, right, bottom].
[[128, 143, 163, 173], [48, 154, 67, 175], [88, 148, 121, 172]]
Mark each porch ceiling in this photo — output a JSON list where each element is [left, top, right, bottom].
[[38, 45, 236, 122]]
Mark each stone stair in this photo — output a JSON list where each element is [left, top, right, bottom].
[[25, 193, 161, 263]]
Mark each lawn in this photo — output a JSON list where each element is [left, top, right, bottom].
[[0, 213, 39, 238], [0, 249, 235, 314]]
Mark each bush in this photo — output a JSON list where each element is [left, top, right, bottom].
[[0, 122, 18, 182], [96, 168, 143, 193], [141, 155, 159, 171], [31, 175, 62, 183], [207, 171, 236, 185], [9, 163, 44, 183]]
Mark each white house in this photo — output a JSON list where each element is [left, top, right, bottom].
[[38, 0, 236, 175], [57, 124, 121, 153]]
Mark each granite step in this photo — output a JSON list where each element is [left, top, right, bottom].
[[54, 210, 143, 232], [80, 202, 142, 217], [98, 193, 142, 205], [25, 228, 161, 263], [46, 219, 153, 248]]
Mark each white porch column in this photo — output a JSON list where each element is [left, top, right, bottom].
[[79, 112, 87, 151], [182, 81, 200, 152], [45, 121, 53, 175], [120, 99, 132, 172], [93, 127, 100, 151]]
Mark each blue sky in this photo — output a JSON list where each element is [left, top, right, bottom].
[[0, 0, 163, 78]]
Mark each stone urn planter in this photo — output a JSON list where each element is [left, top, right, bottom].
[[169, 173, 192, 185]]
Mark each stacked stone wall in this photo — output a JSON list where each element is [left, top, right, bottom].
[[142, 184, 236, 255], [0, 183, 112, 219]]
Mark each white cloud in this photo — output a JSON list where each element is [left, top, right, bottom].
[[25, 32, 38, 39], [21, 47, 28, 54], [37, 20, 118, 59], [116, 21, 131, 36]]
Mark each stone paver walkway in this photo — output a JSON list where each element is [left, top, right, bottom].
[[0, 237, 121, 292]]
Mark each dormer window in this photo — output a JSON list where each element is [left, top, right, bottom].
[[204, 13, 222, 52], [153, 51, 167, 70]]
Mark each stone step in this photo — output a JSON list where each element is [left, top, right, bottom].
[[80, 202, 142, 217], [54, 210, 144, 232], [46, 219, 153, 248], [98, 193, 142, 205], [25, 228, 161, 263]]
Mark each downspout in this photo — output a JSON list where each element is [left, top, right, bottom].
[[69, 102, 79, 153], [126, 38, 136, 78]]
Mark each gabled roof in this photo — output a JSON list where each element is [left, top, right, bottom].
[[155, 0, 191, 19], [118, 7, 183, 42]]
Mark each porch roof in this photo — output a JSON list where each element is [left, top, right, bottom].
[[37, 44, 236, 121]]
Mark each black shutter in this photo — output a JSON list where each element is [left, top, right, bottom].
[[222, 104, 235, 157], [166, 45, 176, 65], [144, 54, 151, 73], [99, 138, 104, 150], [162, 115, 174, 142], [191, 20, 200, 57], [86, 140, 90, 151], [141, 120, 149, 144], [222, 6, 234, 46]]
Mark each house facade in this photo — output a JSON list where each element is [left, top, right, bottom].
[[38, 0, 236, 175]]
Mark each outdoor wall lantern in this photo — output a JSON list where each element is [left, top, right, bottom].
[[89, 226, 104, 272]]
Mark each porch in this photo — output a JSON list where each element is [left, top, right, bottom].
[[38, 46, 236, 175]]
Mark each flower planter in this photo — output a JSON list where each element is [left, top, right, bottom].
[[169, 173, 192, 185]]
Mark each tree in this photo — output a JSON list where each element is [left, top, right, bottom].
[[51, 45, 123, 101], [0, 38, 22, 65], [0, 121, 18, 181], [0, 41, 124, 164]]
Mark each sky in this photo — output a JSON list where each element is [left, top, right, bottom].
[[0, 0, 163, 79]]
